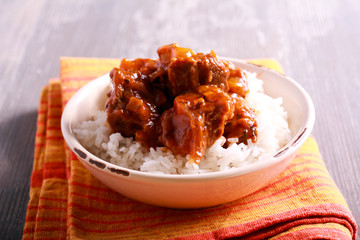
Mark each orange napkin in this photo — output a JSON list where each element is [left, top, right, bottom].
[[23, 57, 357, 240]]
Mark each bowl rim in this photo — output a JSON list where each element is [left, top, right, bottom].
[[61, 58, 315, 182]]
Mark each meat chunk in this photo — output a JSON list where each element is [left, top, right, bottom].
[[167, 58, 199, 96], [224, 96, 257, 144], [159, 93, 206, 163], [157, 43, 195, 70], [165, 53, 231, 96], [195, 52, 230, 91], [106, 65, 165, 148], [159, 86, 234, 163]]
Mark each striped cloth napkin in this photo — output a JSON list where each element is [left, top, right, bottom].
[[23, 57, 357, 240]]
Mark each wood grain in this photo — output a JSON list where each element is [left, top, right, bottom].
[[0, 0, 359, 238]]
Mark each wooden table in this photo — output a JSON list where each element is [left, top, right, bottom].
[[1, 0, 359, 238]]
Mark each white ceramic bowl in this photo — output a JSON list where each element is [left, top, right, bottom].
[[61, 58, 315, 209]]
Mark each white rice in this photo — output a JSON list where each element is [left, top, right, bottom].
[[73, 71, 291, 174]]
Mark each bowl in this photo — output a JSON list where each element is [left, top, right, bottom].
[[61, 58, 315, 209]]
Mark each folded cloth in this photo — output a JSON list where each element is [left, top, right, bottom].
[[23, 57, 357, 240]]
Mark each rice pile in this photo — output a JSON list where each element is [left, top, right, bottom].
[[74, 71, 291, 174]]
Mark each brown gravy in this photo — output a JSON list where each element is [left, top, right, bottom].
[[106, 44, 257, 164]]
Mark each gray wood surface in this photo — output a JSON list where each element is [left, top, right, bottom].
[[0, 0, 359, 238]]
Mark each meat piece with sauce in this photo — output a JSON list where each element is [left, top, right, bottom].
[[106, 59, 168, 148], [159, 86, 234, 163], [157, 44, 230, 97]]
